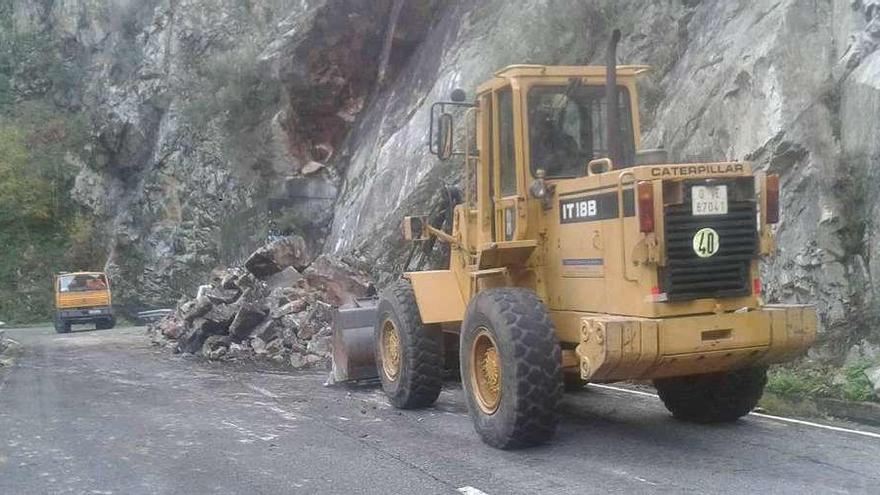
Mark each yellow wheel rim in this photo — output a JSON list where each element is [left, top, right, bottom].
[[470, 329, 501, 414], [380, 318, 401, 381]]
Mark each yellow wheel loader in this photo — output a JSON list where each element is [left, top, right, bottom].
[[332, 30, 816, 449]]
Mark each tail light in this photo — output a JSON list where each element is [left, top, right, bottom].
[[766, 174, 780, 224], [637, 181, 654, 233], [753, 278, 762, 295]]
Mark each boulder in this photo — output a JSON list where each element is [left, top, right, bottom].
[[289, 352, 324, 369], [157, 315, 186, 340], [228, 302, 268, 339], [289, 353, 308, 369], [264, 287, 293, 316], [278, 315, 301, 346], [220, 267, 246, 290], [202, 335, 231, 360], [182, 295, 212, 323], [244, 235, 311, 278], [204, 287, 241, 305], [297, 300, 334, 340], [252, 337, 268, 355], [227, 341, 253, 360], [264, 337, 286, 358], [202, 302, 237, 330], [270, 299, 308, 319], [178, 317, 228, 354], [251, 318, 278, 343], [306, 335, 331, 356], [265, 266, 304, 291], [302, 255, 373, 306]]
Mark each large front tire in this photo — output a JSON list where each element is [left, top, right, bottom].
[[374, 280, 443, 409], [460, 288, 563, 449], [653, 367, 768, 423]]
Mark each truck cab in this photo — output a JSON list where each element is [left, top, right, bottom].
[[54, 272, 115, 333]]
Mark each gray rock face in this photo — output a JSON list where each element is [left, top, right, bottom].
[[12, 0, 880, 360]]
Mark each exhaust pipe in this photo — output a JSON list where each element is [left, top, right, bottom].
[[606, 28, 622, 167]]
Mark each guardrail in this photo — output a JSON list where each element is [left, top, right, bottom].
[[136, 309, 173, 323]]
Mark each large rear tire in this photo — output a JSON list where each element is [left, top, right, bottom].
[[374, 280, 443, 409], [460, 288, 563, 449], [653, 367, 767, 423]]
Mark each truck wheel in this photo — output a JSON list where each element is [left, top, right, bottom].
[[460, 288, 563, 449], [653, 366, 768, 423], [96, 317, 115, 330], [374, 280, 443, 409], [54, 318, 70, 334]]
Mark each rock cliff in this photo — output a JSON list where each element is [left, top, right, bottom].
[[5, 0, 880, 362]]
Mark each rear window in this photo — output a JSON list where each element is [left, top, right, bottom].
[[527, 84, 635, 178], [58, 274, 108, 292]]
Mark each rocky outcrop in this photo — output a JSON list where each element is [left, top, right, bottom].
[[149, 236, 373, 368]]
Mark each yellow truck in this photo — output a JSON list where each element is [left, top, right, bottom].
[[54, 272, 115, 333]]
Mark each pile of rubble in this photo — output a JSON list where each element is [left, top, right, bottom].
[[149, 235, 374, 369]]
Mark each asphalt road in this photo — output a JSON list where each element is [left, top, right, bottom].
[[0, 325, 878, 494]]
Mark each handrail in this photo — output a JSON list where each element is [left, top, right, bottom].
[[463, 106, 478, 207], [617, 170, 638, 282]]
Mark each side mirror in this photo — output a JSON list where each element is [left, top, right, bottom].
[[437, 113, 454, 161], [402, 216, 430, 241]]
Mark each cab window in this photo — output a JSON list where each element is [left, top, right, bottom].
[[528, 85, 634, 178], [497, 89, 517, 196], [58, 274, 108, 292]]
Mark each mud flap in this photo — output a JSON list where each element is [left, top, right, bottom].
[[330, 298, 379, 382]]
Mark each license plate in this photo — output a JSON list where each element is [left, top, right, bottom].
[[692, 185, 728, 216], [88, 309, 102, 315]]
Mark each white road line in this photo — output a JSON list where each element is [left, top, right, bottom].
[[749, 412, 880, 439], [589, 383, 659, 398], [245, 383, 280, 398], [457, 486, 490, 495], [587, 383, 880, 440]]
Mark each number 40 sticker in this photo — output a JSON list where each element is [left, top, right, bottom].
[[693, 227, 720, 258]]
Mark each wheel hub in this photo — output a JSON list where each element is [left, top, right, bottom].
[[380, 318, 401, 381], [471, 329, 501, 414]]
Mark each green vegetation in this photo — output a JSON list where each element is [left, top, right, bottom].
[[766, 361, 878, 403], [0, 16, 105, 323], [0, 106, 107, 323]]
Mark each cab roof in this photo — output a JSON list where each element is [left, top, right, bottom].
[[56, 271, 106, 277], [476, 64, 651, 93]]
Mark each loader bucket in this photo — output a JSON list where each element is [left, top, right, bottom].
[[330, 298, 379, 382]]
